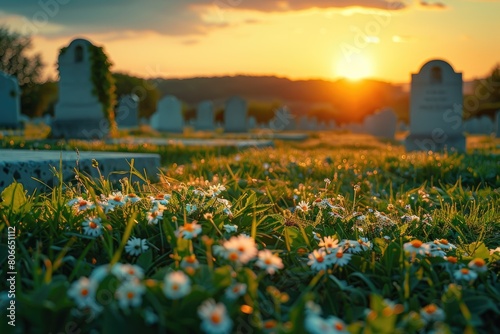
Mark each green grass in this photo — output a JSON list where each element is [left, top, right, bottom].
[[0, 133, 499, 333]]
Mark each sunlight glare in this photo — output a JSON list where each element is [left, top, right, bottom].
[[335, 54, 373, 81]]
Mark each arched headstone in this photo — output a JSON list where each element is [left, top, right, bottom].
[[0, 71, 21, 129], [116, 94, 139, 129], [224, 96, 248, 132], [52, 38, 110, 139], [405, 59, 465, 152], [195, 100, 215, 131], [364, 108, 397, 139], [151, 95, 184, 132]]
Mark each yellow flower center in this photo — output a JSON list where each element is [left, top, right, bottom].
[[316, 256, 324, 263], [424, 304, 437, 314], [114, 196, 122, 202], [336, 251, 343, 259], [211, 313, 221, 324], [80, 288, 89, 296], [89, 222, 97, 229], [439, 239, 449, 245], [461, 268, 470, 274], [265, 258, 272, 265], [410, 240, 423, 248], [335, 323, 344, 331], [473, 258, 485, 267], [447, 256, 458, 264], [229, 252, 239, 261], [172, 283, 179, 291], [127, 292, 134, 300], [79, 200, 88, 207]]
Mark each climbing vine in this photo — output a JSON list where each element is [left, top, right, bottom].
[[88, 44, 117, 136]]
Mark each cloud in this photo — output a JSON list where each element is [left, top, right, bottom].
[[419, 1, 448, 9], [0, 0, 411, 38]]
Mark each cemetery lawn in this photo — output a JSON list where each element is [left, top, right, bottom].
[[1, 133, 499, 334]]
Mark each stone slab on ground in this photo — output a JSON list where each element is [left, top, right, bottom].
[[0, 150, 161, 192], [107, 137, 274, 148]]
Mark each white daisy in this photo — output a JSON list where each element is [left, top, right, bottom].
[[340, 240, 362, 254], [147, 208, 163, 225], [329, 250, 352, 267], [296, 200, 310, 213], [181, 254, 200, 271], [150, 193, 171, 206], [468, 258, 487, 273], [318, 236, 339, 253], [308, 249, 331, 271], [255, 249, 284, 275], [222, 234, 258, 264], [420, 304, 445, 323], [403, 239, 431, 256], [112, 263, 145, 281], [69, 197, 95, 212], [115, 280, 146, 309], [433, 239, 457, 251], [357, 238, 373, 251], [224, 283, 247, 300], [209, 184, 226, 196], [124, 193, 141, 203], [163, 271, 191, 300], [186, 204, 197, 214], [82, 217, 103, 237], [198, 299, 233, 334], [67, 277, 100, 311], [453, 268, 478, 282], [125, 237, 149, 256], [175, 221, 203, 239], [107, 192, 125, 207]]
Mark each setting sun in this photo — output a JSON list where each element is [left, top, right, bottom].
[[335, 54, 373, 81]]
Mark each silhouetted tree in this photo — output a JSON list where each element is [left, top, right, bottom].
[[0, 26, 45, 117]]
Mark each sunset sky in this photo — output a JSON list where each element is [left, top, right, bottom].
[[1, 0, 500, 83]]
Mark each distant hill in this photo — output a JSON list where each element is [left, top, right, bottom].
[[152, 75, 409, 123]]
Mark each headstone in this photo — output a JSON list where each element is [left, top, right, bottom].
[[248, 116, 257, 130], [397, 122, 409, 132], [195, 100, 215, 130], [52, 38, 110, 139], [328, 119, 337, 130], [0, 71, 21, 129], [116, 94, 139, 129], [496, 111, 500, 138], [43, 114, 53, 126], [151, 95, 184, 132], [307, 117, 318, 131], [405, 59, 465, 152], [342, 122, 365, 134], [224, 96, 248, 132], [364, 108, 397, 138]]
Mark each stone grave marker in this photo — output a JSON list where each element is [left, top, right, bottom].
[[364, 108, 397, 139], [405, 59, 465, 152], [195, 100, 215, 131], [116, 94, 139, 129], [52, 38, 111, 139], [151, 95, 184, 132], [224, 96, 248, 132], [0, 71, 21, 129]]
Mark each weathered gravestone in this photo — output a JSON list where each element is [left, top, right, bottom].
[[405, 59, 465, 152], [151, 95, 184, 132], [364, 108, 397, 139], [116, 94, 139, 129], [224, 96, 248, 132], [0, 71, 21, 129], [248, 116, 257, 130], [496, 111, 500, 138], [52, 38, 114, 139], [463, 116, 494, 135], [195, 100, 215, 131]]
